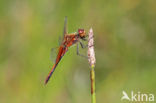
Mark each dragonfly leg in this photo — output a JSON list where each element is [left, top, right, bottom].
[[80, 41, 94, 48], [76, 43, 88, 59], [85, 35, 94, 47], [79, 41, 88, 49], [81, 37, 87, 41], [82, 35, 94, 41], [82, 34, 94, 41]]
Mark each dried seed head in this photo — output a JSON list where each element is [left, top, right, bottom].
[[88, 28, 96, 68]]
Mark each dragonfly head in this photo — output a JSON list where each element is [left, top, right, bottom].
[[78, 29, 86, 38]]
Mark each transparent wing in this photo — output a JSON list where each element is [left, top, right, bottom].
[[50, 16, 67, 63], [50, 17, 67, 63], [63, 16, 68, 40], [58, 35, 62, 46], [50, 47, 59, 63]]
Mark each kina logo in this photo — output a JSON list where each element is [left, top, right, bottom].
[[121, 91, 154, 102]]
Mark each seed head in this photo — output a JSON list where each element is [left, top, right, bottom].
[[88, 28, 96, 68]]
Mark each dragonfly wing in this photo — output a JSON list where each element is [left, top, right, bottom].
[[45, 17, 68, 84], [45, 47, 67, 84], [58, 35, 62, 45], [63, 16, 68, 40], [50, 47, 59, 63]]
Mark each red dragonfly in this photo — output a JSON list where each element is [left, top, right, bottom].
[[45, 17, 87, 84]]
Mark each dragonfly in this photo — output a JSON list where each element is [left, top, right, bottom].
[[45, 17, 87, 84]]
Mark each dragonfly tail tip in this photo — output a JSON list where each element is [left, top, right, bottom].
[[45, 77, 50, 85]]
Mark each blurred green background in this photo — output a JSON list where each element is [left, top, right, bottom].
[[0, 0, 156, 103]]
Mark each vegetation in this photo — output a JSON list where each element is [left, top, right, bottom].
[[0, 0, 156, 103]]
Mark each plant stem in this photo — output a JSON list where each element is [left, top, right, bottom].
[[90, 65, 96, 103], [88, 28, 96, 103]]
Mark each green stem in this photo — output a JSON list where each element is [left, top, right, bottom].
[[90, 65, 96, 103]]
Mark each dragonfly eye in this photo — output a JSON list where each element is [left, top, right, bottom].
[[78, 29, 84, 34], [78, 29, 86, 38]]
